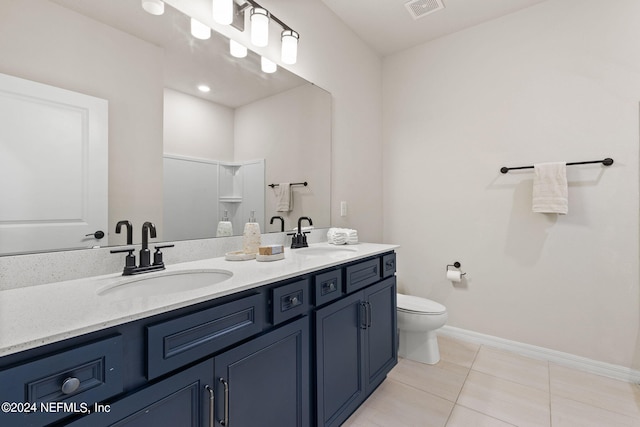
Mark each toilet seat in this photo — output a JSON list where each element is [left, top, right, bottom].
[[397, 294, 446, 315]]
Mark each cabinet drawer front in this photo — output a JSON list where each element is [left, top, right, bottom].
[[147, 294, 264, 379], [0, 335, 123, 426], [382, 253, 396, 278], [314, 269, 343, 306], [272, 279, 310, 325], [345, 258, 380, 293]]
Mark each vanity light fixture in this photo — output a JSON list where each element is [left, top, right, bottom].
[[191, 18, 211, 40], [250, 7, 269, 47], [212, 0, 234, 25], [261, 56, 277, 73], [230, 39, 248, 58], [281, 30, 299, 64], [141, 0, 164, 15], [226, 0, 301, 68]]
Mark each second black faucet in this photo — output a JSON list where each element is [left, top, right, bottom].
[[291, 216, 313, 249]]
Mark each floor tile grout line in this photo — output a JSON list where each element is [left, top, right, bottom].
[[443, 342, 483, 427], [452, 403, 520, 427], [548, 363, 640, 420]]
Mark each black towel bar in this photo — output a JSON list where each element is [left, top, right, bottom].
[[500, 158, 613, 174], [268, 182, 308, 188]]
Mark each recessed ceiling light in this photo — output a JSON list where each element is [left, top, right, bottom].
[[198, 85, 211, 93]]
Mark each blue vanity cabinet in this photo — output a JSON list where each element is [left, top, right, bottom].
[[315, 270, 397, 427], [67, 317, 310, 427], [0, 250, 397, 427], [213, 316, 310, 427], [363, 277, 397, 393], [66, 359, 214, 427], [315, 291, 367, 427]]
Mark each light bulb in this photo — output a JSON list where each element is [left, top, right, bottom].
[[250, 8, 269, 47], [212, 0, 233, 25], [191, 18, 211, 40], [197, 85, 211, 93], [261, 57, 277, 73], [142, 0, 164, 15], [281, 30, 299, 65], [230, 39, 248, 58]]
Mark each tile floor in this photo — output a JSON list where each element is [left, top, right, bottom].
[[343, 335, 640, 427]]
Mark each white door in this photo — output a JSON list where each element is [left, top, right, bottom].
[[0, 73, 108, 254]]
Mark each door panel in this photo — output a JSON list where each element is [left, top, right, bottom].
[[214, 316, 310, 427], [315, 291, 365, 427], [364, 277, 397, 393], [0, 72, 108, 254]]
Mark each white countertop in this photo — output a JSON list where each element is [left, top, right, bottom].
[[0, 242, 397, 357]]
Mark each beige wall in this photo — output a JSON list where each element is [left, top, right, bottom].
[[234, 84, 331, 232], [0, 0, 164, 246], [383, 0, 640, 368]]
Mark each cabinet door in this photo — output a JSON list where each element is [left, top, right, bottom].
[[315, 291, 365, 427], [214, 316, 310, 427], [363, 276, 397, 394], [66, 360, 214, 427]]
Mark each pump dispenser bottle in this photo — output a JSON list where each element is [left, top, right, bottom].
[[242, 210, 261, 254], [216, 210, 233, 237]]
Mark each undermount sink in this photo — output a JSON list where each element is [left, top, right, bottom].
[[98, 269, 233, 298], [294, 245, 358, 257]]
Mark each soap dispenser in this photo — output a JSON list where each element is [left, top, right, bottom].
[[216, 210, 234, 237], [242, 211, 261, 254]]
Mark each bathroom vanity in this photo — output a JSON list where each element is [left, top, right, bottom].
[[0, 243, 397, 427]]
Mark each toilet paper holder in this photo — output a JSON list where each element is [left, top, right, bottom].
[[446, 262, 466, 276]]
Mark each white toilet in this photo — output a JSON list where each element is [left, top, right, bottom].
[[397, 293, 448, 364]]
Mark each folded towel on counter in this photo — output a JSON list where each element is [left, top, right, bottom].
[[327, 228, 358, 245], [291, 226, 314, 232], [532, 162, 568, 214], [275, 183, 292, 212]]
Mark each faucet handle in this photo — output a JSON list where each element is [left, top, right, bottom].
[[154, 244, 175, 250], [153, 244, 174, 266], [110, 247, 137, 274], [110, 247, 134, 255]]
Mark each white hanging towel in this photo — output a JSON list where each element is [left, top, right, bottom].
[[275, 183, 292, 212], [532, 162, 568, 214]]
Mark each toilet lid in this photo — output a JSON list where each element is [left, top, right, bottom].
[[397, 293, 446, 314]]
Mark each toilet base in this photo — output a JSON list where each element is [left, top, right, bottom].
[[398, 330, 441, 365]]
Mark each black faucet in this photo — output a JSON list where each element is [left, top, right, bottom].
[[110, 221, 173, 276], [270, 216, 285, 232], [115, 220, 133, 245], [140, 222, 157, 267], [291, 216, 313, 249]]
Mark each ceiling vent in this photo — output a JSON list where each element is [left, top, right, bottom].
[[404, 0, 445, 20]]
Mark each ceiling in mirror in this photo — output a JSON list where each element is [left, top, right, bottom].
[[52, 0, 304, 108]]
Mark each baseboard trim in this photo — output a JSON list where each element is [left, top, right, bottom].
[[438, 325, 640, 384]]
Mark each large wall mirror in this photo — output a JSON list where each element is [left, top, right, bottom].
[[0, 0, 331, 255]]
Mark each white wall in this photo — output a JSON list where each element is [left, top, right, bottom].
[[167, 0, 384, 242], [164, 88, 235, 161], [234, 84, 331, 232], [383, 0, 640, 368]]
